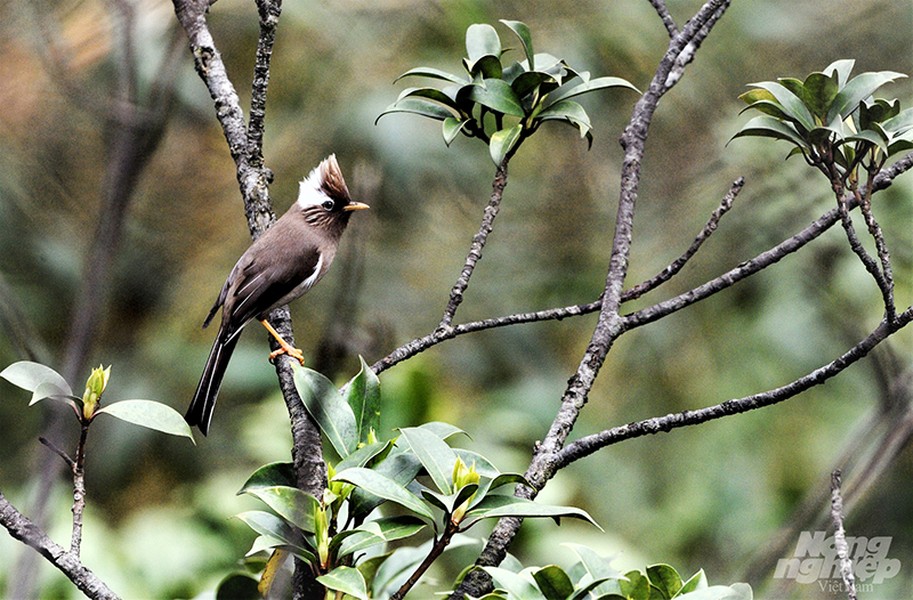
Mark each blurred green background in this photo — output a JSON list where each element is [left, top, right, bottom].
[[0, 0, 911, 598]]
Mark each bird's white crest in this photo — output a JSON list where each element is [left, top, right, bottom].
[[296, 154, 338, 209]]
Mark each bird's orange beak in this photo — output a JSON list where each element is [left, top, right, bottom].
[[343, 202, 370, 212]]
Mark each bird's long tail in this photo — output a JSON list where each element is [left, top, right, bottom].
[[185, 332, 240, 436]]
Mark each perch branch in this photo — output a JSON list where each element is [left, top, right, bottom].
[[830, 470, 858, 600]]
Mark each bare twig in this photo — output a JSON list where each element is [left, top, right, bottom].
[[439, 161, 509, 329], [38, 437, 74, 468], [390, 522, 459, 600], [647, 0, 679, 37], [556, 308, 912, 466], [0, 492, 120, 600], [69, 423, 90, 557], [830, 470, 858, 600]]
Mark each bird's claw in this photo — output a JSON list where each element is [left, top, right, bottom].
[[268, 345, 305, 366]]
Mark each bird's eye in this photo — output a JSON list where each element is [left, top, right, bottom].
[[321, 199, 335, 211]]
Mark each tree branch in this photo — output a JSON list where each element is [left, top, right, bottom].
[[0, 492, 120, 600], [646, 0, 678, 37], [830, 470, 858, 600]]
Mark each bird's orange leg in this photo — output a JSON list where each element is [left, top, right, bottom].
[[259, 319, 305, 365]]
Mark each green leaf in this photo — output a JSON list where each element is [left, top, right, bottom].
[[335, 516, 425, 558], [238, 462, 297, 493], [500, 20, 534, 69], [827, 70, 907, 122], [480, 567, 544, 600], [469, 472, 528, 510], [620, 569, 651, 600], [537, 100, 593, 143], [395, 66, 467, 85], [542, 76, 639, 109], [882, 107, 913, 135], [398, 426, 458, 494], [333, 467, 435, 522], [467, 79, 525, 116], [532, 565, 574, 600], [376, 98, 459, 124], [730, 115, 809, 150], [317, 566, 368, 600], [443, 117, 470, 145], [463, 495, 599, 528], [453, 449, 499, 479], [510, 71, 560, 102], [418, 421, 466, 440], [235, 510, 311, 561], [747, 81, 815, 131], [801, 71, 839, 118], [348, 451, 422, 520], [680, 569, 709, 594], [647, 564, 683, 598], [241, 485, 320, 533], [96, 400, 194, 441], [824, 59, 855, 87], [335, 440, 392, 472], [293, 364, 357, 457], [465, 24, 502, 75], [489, 124, 523, 165], [341, 357, 381, 444], [1, 361, 74, 404], [566, 543, 623, 582]]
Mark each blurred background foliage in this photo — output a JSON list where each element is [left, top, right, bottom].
[[0, 0, 911, 598]]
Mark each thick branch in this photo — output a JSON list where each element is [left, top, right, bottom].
[[0, 492, 119, 600]]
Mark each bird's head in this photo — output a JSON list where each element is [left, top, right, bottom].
[[296, 155, 369, 228]]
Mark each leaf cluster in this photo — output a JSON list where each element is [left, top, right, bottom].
[[733, 59, 911, 180], [476, 552, 751, 600], [378, 20, 638, 164], [229, 360, 597, 599]]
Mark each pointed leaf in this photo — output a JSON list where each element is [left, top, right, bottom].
[[418, 421, 466, 440], [235, 510, 310, 559], [340, 357, 381, 444], [334, 467, 435, 522], [470, 473, 528, 509], [463, 495, 599, 528], [335, 516, 425, 558], [395, 66, 467, 85], [543, 76, 639, 109], [376, 98, 459, 124], [293, 364, 357, 457], [453, 449, 499, 479], [511, 71, 560, 101], [681, 569, 709, 594], [238, 462, 297, 493], [481, 566, 544, 600], [242, 485, 319, 533], [443, 117, 470, 145], [828, 71, 907, 122], [748, 81, 815, 131], [647, 563, 683, 597], [467, 79, 525, 116], [566, 543, 623, 581], [1, 361, 73, 403], [532, 565, 574, 600], [399, 426, 458, 494], [335, 440, 392, 472], [824, 59, 855, 87], [730, 116, 809, 149], [802, 71, 839, 118], [348, 450, 422, 520], [537, 100, 593, 141], [96, 400, 194, 441], [489, 124, 523, 165], [500, 20, 534, 68], [317, 566, 368, 600]]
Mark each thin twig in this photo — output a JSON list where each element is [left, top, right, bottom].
[[830, 470, 858, 600], [555, 308, 912, 467], [439, 161, 509, 330], [857, 171, 896, 321], [390, 522, 458, 600], [38, 437, 74, 469], [69, 423, 90, 556], [647, 0, 679, 37]]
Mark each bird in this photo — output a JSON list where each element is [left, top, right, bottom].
[[185, 155, 369, 435]]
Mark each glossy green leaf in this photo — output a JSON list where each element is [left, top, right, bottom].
[[620, 569, 651, 600], [418, 421, 466, 440], [463, 494, 599, 528], [801, 71, 839, 118], [443, 117, 469, 145], [681, 569, 709, 594], [399, 426, 458, 494], [489, 124, 523, 165], [395, 86, 459, 109], [335, 516, 425, 558], [1, 361, 74, 405], [883, 107, 913, 135], [395, 66, 467, 85], [334, 467, 435, 522], [467, 79, 525, 116], [737, 99, 789, 121], [453, 449, 499, 479], [480, 567, 543, 600], [537, 100, 593, 140], [566, 543, 623, 582], [376, 98, 459, 124], [647, 563, 683, 597], [748, 81, 815, 131], [827, 70, 907, 122], [96, 400, 194, 441], [236, 511, 308, 555], [245, 533, 286, 556], [532, 565, 574, 600], [348, 450, 422, 520], [860, 98, 902, 130], [543, 76, 639, 109], [469, 472, 528, 509], [340, 357, 381, 444], [825, 59, 855, 87], [293, 364, 357, 457], [500, 20, 534, 69], [731, 116, 809, 149], [317, 566, 368, 600], [845, 130, 889, 154], [335, 440, 392, 472], [242, 485, 319, 533], [465, 24, 502, 74], [238, 462, 297, 493]]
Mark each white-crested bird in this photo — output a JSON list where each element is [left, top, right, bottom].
[[186, 155, 368, 435]]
